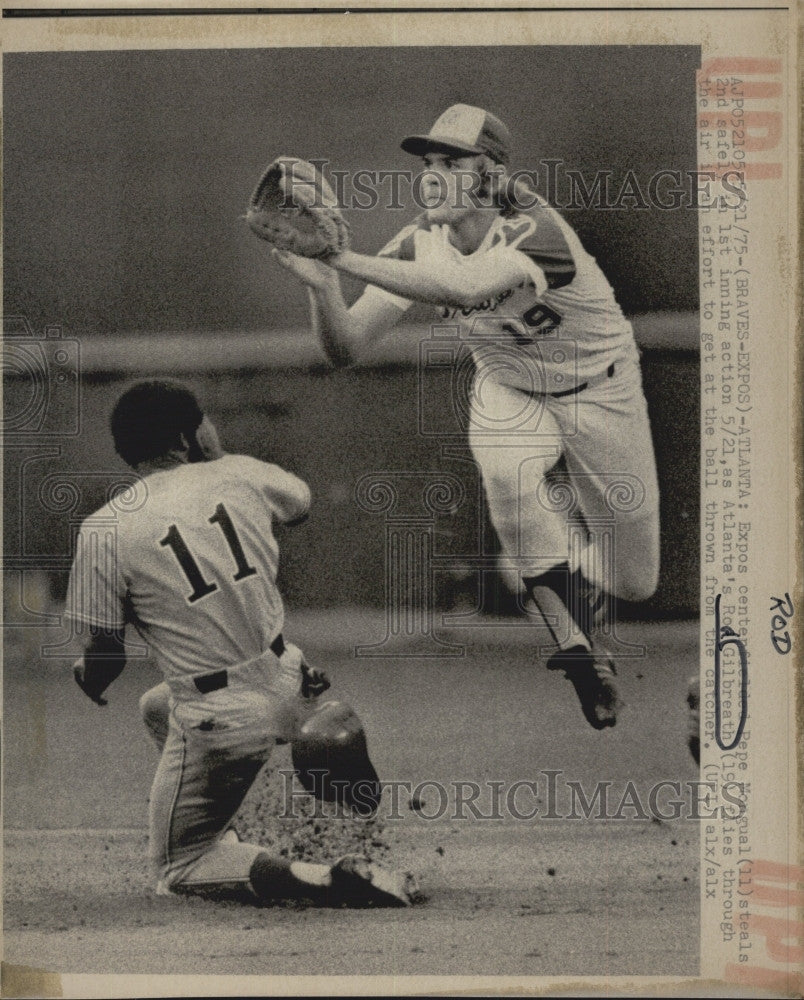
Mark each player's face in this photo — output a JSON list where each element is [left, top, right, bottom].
[[419, 152, 486, 223]]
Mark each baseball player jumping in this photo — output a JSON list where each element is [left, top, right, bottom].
[[270, 104, 660, 729], [66, 379, 413, 906]]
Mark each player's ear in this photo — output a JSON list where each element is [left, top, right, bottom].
[[193, 417, 225, 462]]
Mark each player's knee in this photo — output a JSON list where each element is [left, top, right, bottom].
[[155, 857, 194, 895], [481, 470, 517, 510], [139, 683, 170, 738], [617, 561, 659, 602], [482, 474, 531, 540], [613, 516, 660, 602]]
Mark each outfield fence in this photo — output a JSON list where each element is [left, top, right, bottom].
[[3, 312, 699, 619]]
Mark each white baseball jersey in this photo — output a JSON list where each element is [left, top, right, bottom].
[[361, 197, 638, 390], [65, 454, 310, 687]]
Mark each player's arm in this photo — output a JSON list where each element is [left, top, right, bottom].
[[308, 268, 407, 369], [238, 455, 313, 527], [73, 627, 126, 706], [327, 247, 547, 310], [272, 250, 409, 368], [65, 518, 129, 705], [271, 469, 312, 527]]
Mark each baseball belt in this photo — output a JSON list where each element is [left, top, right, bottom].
[[193, 632, 286, 694], [550, 362, 615, 398]]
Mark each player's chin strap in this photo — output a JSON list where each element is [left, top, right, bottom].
[[523, 563, 605, 666]]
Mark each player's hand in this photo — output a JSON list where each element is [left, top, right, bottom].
[[271, 249, 337, 290], [301, 662, 331, 699], [73, 658, 108, 706]]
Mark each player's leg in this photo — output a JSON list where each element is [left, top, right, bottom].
[[534, 356, 659, 726], [148, 715, 410, 906], [148, 717, 322, 900], [520, 557, 621, 730], [175, 831, 411, 907], [553, 354, 660, 606], [468, 377, 563, 589], [468, 379, 608, 711], [139, 682, 171, 752], [470, 383, 558, 568]]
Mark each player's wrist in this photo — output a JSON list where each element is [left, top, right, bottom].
[[73, 657, 108, 706], [325, 250, 354, 273], [308, 273, 342, 304], [316, 265, 343, 289]]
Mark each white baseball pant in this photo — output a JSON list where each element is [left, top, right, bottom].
[[468, 353, 660, 603]]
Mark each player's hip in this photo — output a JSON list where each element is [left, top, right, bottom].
[[468, 355, 643, 437], [167, 640, 305, 738], [471, 341, 639, 397]]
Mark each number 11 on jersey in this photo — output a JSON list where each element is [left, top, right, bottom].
[[160, 502, 258, 604]]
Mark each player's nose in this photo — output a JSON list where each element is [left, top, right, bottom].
[[418, 168, 448, 201]]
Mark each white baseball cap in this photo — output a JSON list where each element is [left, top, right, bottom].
[[401, 104, 511, 165]]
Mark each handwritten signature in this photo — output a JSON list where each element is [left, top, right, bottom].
[[714, 593, 748, 751]]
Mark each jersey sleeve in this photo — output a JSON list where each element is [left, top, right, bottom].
[[487, 245, 549, 297], [233, 455, 312, 525], [504, 205, 578, 290], [64, 515, 128, 631]]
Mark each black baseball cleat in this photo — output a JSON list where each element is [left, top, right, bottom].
[[329, 855, 417, 908], [549, 647, 621, 729]]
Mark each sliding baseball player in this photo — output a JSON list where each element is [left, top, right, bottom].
[[67, 378, 413, 906]]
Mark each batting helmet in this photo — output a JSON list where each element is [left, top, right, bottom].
[[291, 700, 382, 818]]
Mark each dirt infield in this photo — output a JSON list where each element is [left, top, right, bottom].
[[4, 611, 699, 981]]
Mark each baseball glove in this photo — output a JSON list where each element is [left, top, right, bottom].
[[246, 157, 350, 259]]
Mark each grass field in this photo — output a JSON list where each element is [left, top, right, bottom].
[[4, 605, 699, 985]]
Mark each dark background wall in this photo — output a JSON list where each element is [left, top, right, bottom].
[[4, 46, 699, 333]]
